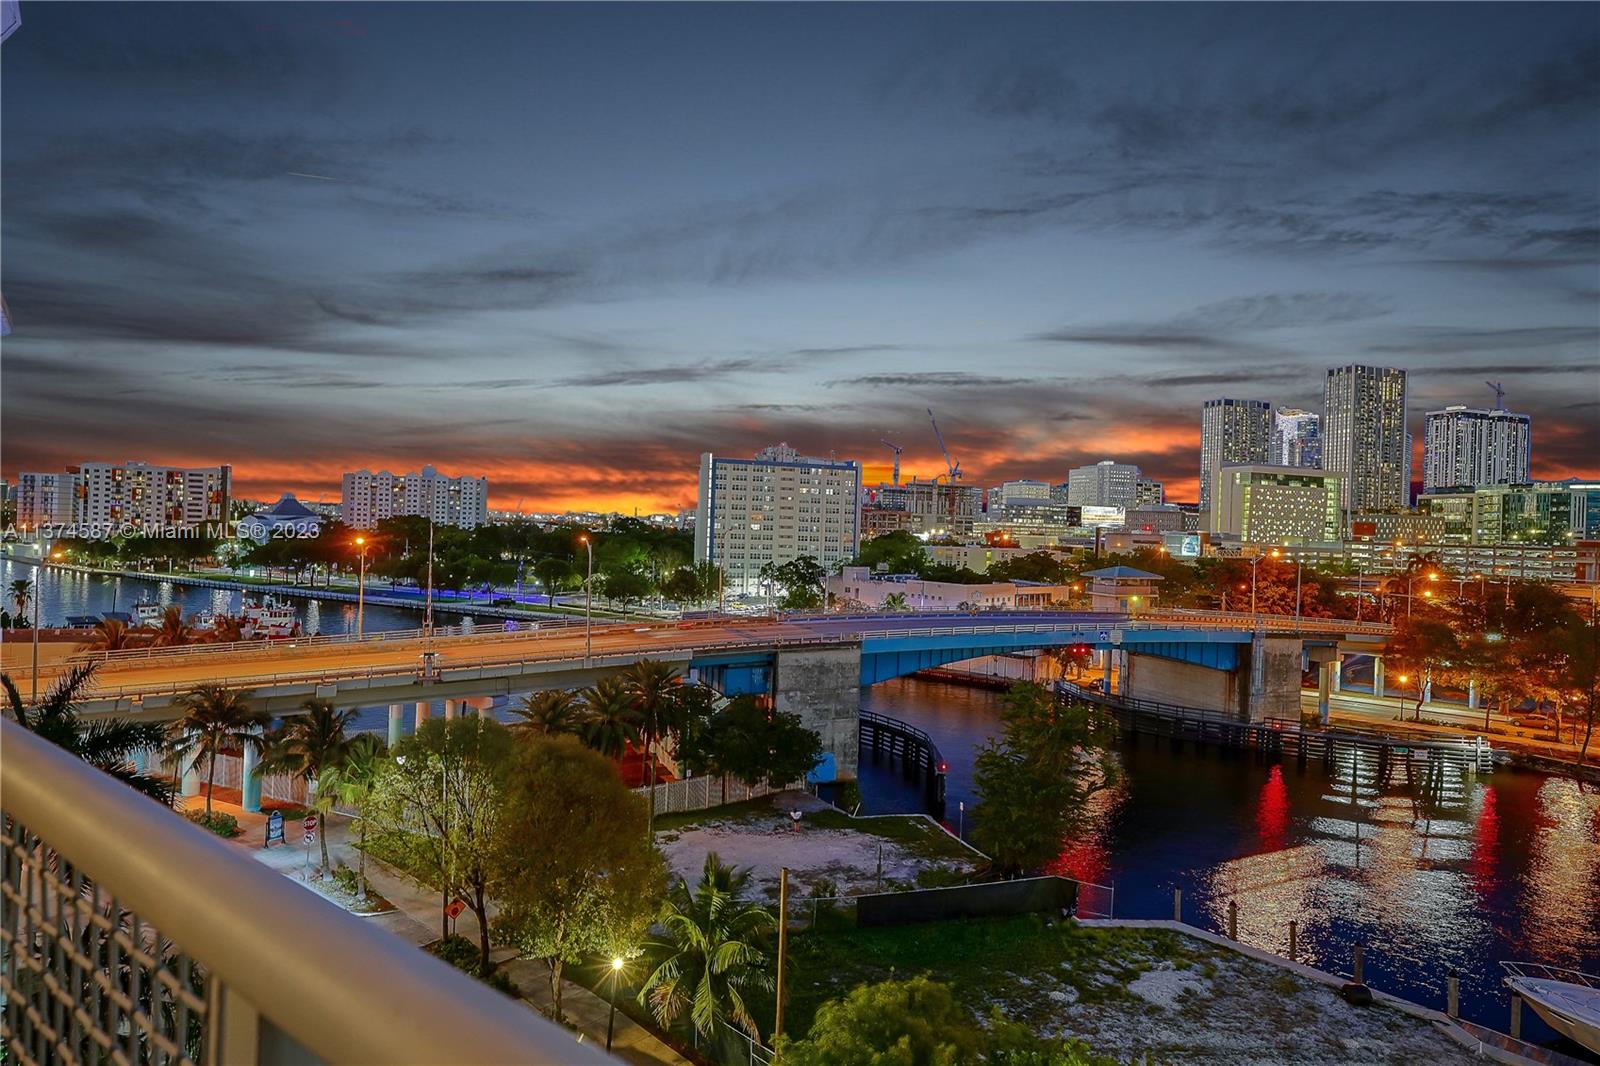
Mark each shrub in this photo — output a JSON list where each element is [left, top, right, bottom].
[[331, 865, 360, 895], [831, 780, 863, 813], [427, 934, 481, 975], [425, 935, 520, 997], [185, 810, 240, 838]]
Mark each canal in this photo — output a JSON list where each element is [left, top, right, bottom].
[[859, 675, 1600, 1052], [1, 557, 478, 637]]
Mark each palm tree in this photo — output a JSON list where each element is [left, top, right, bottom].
[[3, 663, 172, 802], [81, 618, 148, 652], [166, 685, 270, 817], [509, 689, 585, 737], [622, 660, 682, 834], [580, 675, 641, 758], [318, 733, 387, 898], [639, 852, 776, 1042], [8, 578, 33, 622], [150, 605, 197, 647], [256, 699, 357, 879], [204, 615, 247, 644]]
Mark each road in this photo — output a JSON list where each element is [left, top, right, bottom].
[[34, 609, 1382, 704]]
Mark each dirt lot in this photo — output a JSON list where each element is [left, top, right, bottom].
[[655, 791, 979, 901]]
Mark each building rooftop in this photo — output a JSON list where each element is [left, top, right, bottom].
[[1081, 565, 1164, 581]]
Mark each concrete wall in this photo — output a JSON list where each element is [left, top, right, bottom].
[[1124, 652, 1243, 715], [773, 643, 862, 780], [1245, 635, 1304, 722]]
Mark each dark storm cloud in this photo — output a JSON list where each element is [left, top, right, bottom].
[[827, 373, 1034, 389]]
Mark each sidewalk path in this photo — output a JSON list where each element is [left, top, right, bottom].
[[203, 796, 691, 1065]]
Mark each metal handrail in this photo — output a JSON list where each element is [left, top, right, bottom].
[[0, 718, 606, 1065], [1501, 962, 1600, 988]]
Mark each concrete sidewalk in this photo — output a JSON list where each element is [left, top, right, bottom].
[[202, 795, 691, 1065]]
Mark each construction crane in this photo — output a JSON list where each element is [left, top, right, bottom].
[[927, 409, 962, 483], [1486, 381, 1506, 410], [880, 439, 903, 487], [927, 409, 963, 531]]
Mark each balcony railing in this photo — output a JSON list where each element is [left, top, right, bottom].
[[0, 717, 608, 1065]]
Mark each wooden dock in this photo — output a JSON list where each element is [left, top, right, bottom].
[[1057, 680, 1498, 777], [859, 709, 948, 818]]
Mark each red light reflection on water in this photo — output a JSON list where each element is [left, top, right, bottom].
[[1468, 786, 1499, 891], [1256, 765, 1290, 853]]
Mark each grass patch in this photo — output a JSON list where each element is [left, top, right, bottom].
[[782, 914, 1213, 1042], [651, 796, 775, 834]]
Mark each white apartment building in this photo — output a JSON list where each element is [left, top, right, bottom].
[[1212, 465, 1343, 545], [1200, 399, 1274, 517], [1323, 365, 1408, 517], [1065, 460, 1142, 509], [341, 466, 490, 529], [19, 462, 230, 531], [1422, 405, 1531, 493], [695, 444, 861, 597], [16, 472, 77, 529], [1274, 409, 1321, 468]]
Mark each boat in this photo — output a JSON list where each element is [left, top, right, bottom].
[[132, 602, 165, 626], [1501, 962, 1600, 1054], [240, 598, 299, 639]]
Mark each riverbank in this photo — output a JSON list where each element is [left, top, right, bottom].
[[786, 913, 1565, 1064], [1, 553, 646, 622]]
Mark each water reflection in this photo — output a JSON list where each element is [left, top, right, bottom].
[[858, 676, 1600, 1037]]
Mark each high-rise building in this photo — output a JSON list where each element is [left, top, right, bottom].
[[694, 443, 861, 597], [1199, 399, 1274, 518], [16, 472, 78, 529], [1135, 477, 1164, 507], [19, 462, 230, 531], [72, 462, 231, 531], [1212, 465, 1343, 545], [861, 480, 981, 538], [1322, 365, 1408, 519], [1419, 483, 1583, 546], [341, 465, 489, 529], [1421, 405, 1531, 493], [1274, 409, 1321, 468], [1065, 461, 1142, 509], [986, 480, 1050, 510]]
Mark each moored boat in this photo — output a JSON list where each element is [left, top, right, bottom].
[[1502, 962, 1600, 1055]]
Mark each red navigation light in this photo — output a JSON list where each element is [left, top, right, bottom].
[[938, 761, 948, 773]]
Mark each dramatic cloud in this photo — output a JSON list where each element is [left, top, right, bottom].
[[2, 3, 1596, 512]]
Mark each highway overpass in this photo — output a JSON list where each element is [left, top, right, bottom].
[[52, 609, 1389, 780]]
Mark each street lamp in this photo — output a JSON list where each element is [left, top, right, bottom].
[[1396, 673, 1409, 720], [354, 536, 368, 639], [579, 534, 594, 668], [1249, 549, 1280, 619], [606, 957, 624, 1052]]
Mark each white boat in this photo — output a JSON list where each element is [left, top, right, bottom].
[[132, 602, 165, 626], [189, 610, 218, 631], [241, 598, 299, 639], [1502, 962, 1600, 1054]]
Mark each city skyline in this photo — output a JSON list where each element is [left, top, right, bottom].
[[3, 3, 1597, 512]]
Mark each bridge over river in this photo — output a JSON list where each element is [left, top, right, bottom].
[[51, 609, 1389, 781]]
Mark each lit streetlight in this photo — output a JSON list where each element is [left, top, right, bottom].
[[1396, 673, 1410, 720], [354, 536, 368, 639], [606, 956, 624, 1052], [579, 534, 594, 668]]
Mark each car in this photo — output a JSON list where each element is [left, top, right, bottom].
[[491, 597, 516, 607]]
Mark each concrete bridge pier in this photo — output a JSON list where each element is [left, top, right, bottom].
[[1468, 680, 1479, 710], [773, 643, 861, 781], [1101, 652, 1113, 694], [444, 700, 459, 720], [388, 704, 405, 748], [467, 696, 495, 716], [1372, 657, 1385, 699], [1309, 648, 1341, 727], [414, 701, 431, 731], [1246, 635, 1303, 722]]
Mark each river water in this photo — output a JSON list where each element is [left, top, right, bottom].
[[1, 557, 477, 636], [859, 676, 1600, 1051]]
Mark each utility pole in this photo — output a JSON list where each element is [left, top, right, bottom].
[[775, 867, 789, 1043]]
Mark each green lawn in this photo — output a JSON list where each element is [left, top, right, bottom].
[[782, 914, 1213, 1041]]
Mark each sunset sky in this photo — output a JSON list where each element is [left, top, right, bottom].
[[3, 3, 1596, 513]]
